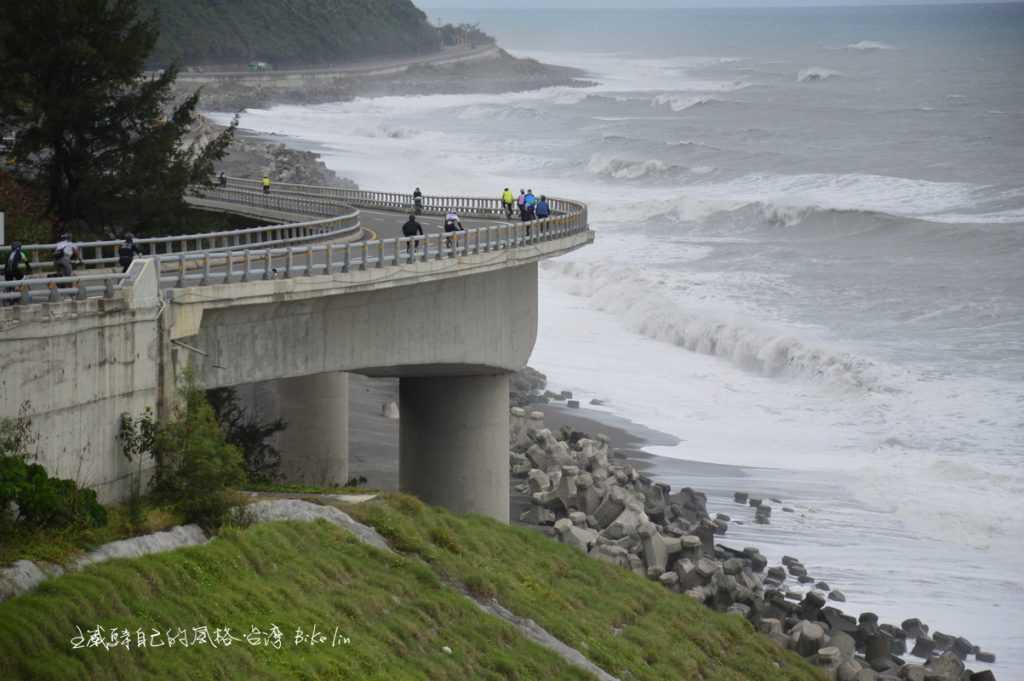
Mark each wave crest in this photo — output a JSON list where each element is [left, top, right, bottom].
[[543, 260, 894, 393], [798, 67, 842, 83], [651, 94, 719, 112], [846, 40, 896, 51]]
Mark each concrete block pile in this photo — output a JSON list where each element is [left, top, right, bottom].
[[509, 407, 998, 681]]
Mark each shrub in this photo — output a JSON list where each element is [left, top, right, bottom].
[[206, 387, 285, 484], [1, 404, 107, 531], [16, 465, 107, 528], [149, 372, 246, 529]]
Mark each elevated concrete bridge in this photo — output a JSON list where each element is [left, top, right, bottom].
[[0, 180, 592, 521]]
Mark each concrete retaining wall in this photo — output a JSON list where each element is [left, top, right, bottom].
[[0, 261, 162, 501]]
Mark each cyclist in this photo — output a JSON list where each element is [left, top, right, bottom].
[[444, 209, 464, 250]]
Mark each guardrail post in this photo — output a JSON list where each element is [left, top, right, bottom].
[[241, 250, 250, 282], [48, 282, 60, 303], [393, 239, 401, 266], [201, 255, 211, 285], [326, 244, 335, 275], [376, 241, 384, 268], [306, 246, 314, 276], [359, 242, 368, 271], [285, 248, 293, 278], [177, 254, 186, 287], [226, 250, 234, 283], [263, 252, 273, 280], [435, 233, 443, 260], [104, 278, 115, 298], [343, 244, 351, 273]]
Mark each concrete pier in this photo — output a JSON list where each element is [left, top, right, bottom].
[[399, 374, 510, 522], [245, 372, 351, 487]]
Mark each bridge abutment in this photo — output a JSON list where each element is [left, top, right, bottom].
[[399, 373, 510, 522]]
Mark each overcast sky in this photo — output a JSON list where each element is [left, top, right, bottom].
[[419, 1, 1018, 7]]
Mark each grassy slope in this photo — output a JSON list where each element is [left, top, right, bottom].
[[141, 0, 440, 67], [0, 495, 824, 681], [0, 506, 184, 567]]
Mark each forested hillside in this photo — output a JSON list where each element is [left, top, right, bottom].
[[140, 0, 442, 67]]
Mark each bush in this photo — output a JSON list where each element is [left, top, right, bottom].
[[16, 465, 107, 528], [147, 372, 246, 529], [1, 403, 107, 531]]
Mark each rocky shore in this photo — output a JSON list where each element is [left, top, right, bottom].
[[509, 370, 999, 681], [185, 115, 358, 188]]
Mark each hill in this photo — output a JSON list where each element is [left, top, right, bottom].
[[140, 0, 442, 68], [0, 494, 822, 681]]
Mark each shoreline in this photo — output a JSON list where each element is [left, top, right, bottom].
[[505, 394, 1000, 679]]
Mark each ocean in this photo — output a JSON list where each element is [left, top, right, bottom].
[[211, 4, 1024, 674]]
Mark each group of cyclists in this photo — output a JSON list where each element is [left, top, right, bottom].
[[403, 186, 552, 253], [500, 187, 550, 223]]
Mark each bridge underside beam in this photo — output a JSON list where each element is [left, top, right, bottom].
[[399, 373, 510, 522]]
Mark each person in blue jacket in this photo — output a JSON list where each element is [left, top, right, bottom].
[[535, 195, 550, 219], [523, 189, 537, 221]]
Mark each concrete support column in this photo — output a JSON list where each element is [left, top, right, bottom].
[[399, 373, 510, 522], [241, 372, 350, 486]]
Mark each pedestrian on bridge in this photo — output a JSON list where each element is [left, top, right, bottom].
[[517, 189, 526, 221], [402, 213, 424, 256], [262, 175, 271, 195], [218, 171, 227, 187], [501, 187, 515, 219]]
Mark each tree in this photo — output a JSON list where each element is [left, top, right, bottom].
[[206, 387, 286, 484], [0, 0, 235, 239]]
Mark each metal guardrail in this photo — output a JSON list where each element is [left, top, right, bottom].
[[0, 272, 130, 305], [224, 176, 582, 221], [157, 211, 588, 289], [1, 179, 589, 305], [0, 189, 360, 273]]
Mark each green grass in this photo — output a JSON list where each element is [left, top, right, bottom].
[[0, 494, 825, 681], [0, 505, 184, 567]]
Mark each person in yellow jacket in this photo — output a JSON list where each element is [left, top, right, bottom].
[[501, 187, 514, 219], [262, 175, 271, 195]]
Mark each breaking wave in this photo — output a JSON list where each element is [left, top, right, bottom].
[[798, 67, 842, 83], [586, 154, 694, 181], [845, 40, 897, 51], [543, 259, 895, 393], [651, 94, 719, 112]]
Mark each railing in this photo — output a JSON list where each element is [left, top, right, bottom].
[[223, 177, 583, 221], [1, 179, 589, 305], [0, 190, 360, 273], [0, 272, 132, 305], [156, 211, 588, 289]]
